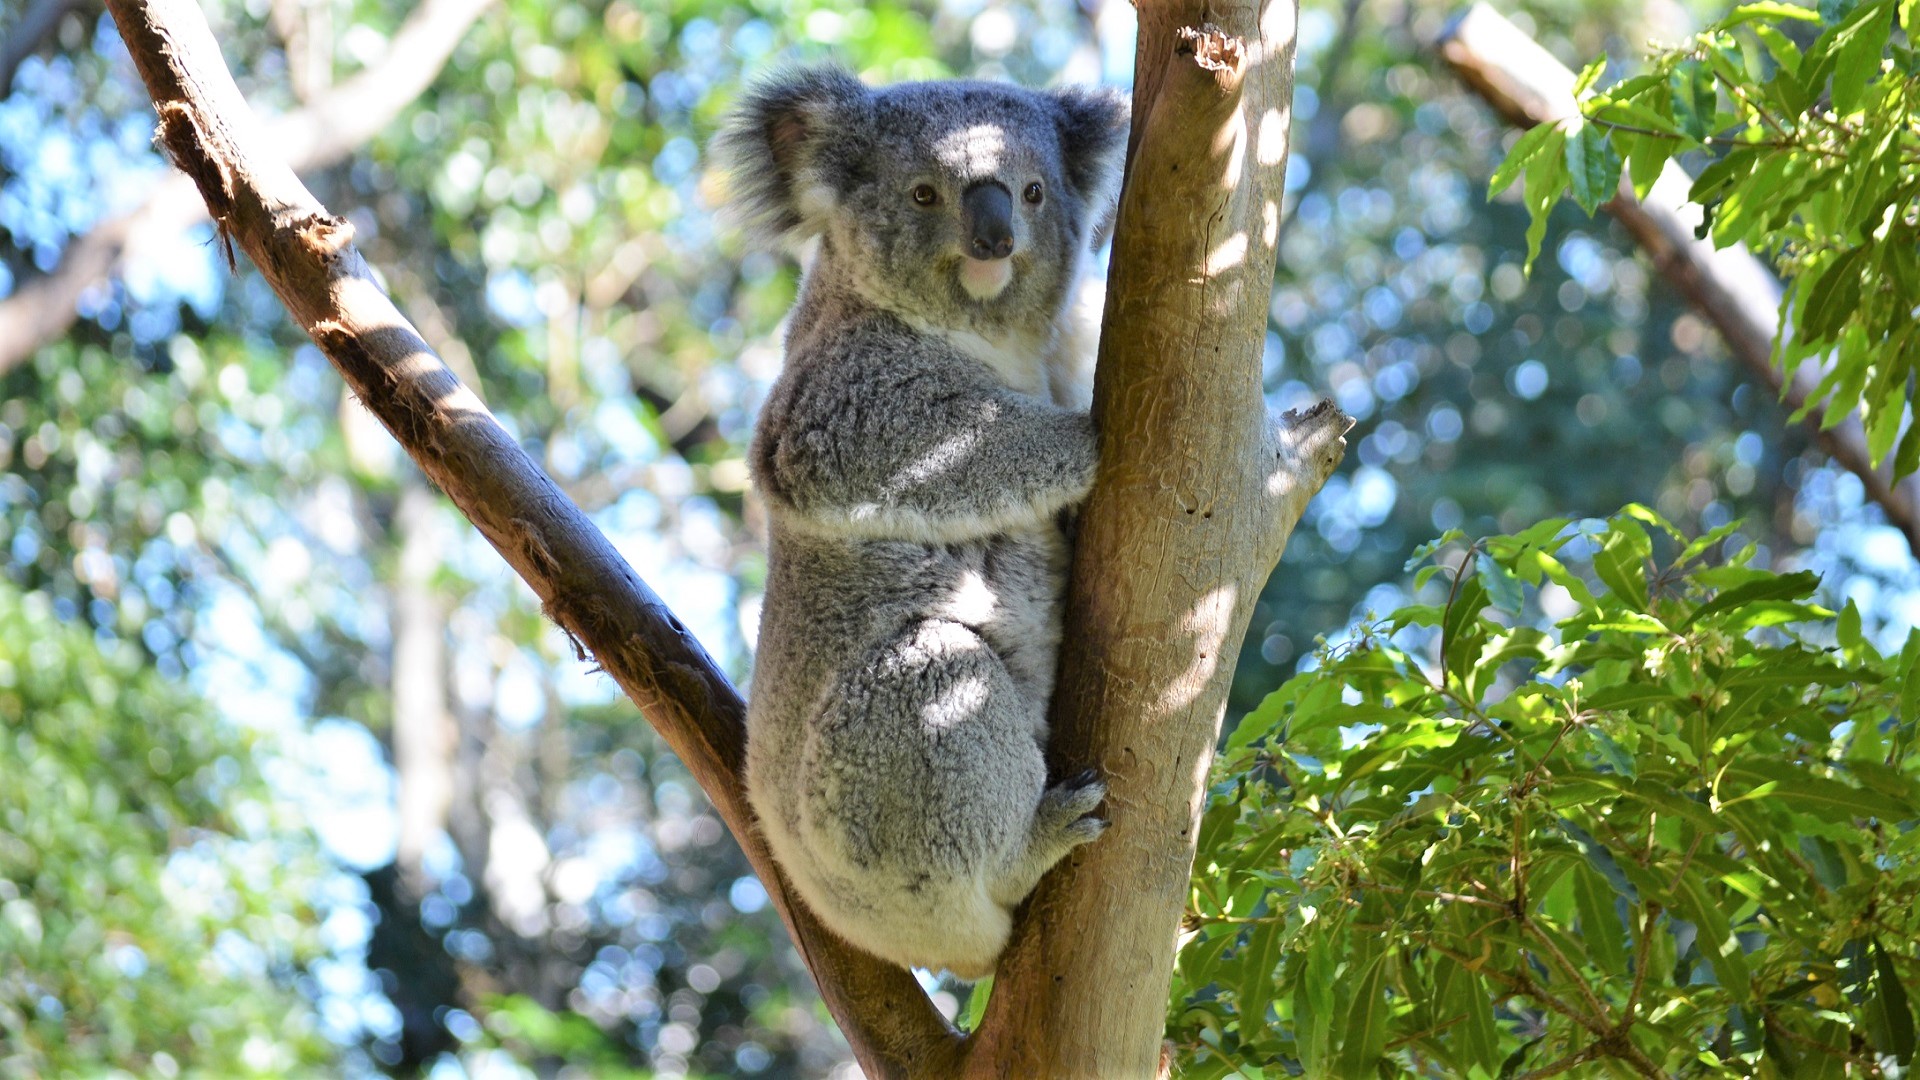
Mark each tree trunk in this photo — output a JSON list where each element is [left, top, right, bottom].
[[101, 0, 1346, 1074], [962, 3, 1347, 1076]]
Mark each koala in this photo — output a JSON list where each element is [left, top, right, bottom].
[[712, 66, 1129, 980]]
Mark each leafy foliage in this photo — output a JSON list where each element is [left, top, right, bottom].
[[0, 581, 329, 1076], [1174, 507, 1920, 1077], [1494, 0, 1920, 481]]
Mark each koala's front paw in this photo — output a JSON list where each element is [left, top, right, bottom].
[[1038, 769, 1109, 847]]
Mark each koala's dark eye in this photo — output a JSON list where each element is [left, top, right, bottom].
[[1023, 182, 1044, 205], [912, 184, 939, 207]]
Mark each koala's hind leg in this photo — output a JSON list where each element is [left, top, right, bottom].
[[990, 769, 1107, 907]]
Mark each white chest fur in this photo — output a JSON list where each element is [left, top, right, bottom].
[[906, 317, 1054, 399]]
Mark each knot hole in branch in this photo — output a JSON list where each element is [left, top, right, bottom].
[[1175, 23, 1246, 89]]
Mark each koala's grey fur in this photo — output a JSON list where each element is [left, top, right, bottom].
[[713, 66, 1129, 979]]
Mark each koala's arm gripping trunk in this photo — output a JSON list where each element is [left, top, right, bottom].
[[761, 357, 1098, 543]]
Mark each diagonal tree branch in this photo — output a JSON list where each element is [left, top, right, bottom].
[[1438, 2, 1920, 556], [0, 0, 495, 378], [97, 0, 958, 1075]]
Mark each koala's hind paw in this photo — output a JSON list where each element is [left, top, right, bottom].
[[1038, 772, 1109, 847]]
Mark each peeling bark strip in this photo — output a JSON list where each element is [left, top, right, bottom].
[[100, 0, 955, 1075], [153, 102, 236, 266], [1438, 1, 1920, 556]]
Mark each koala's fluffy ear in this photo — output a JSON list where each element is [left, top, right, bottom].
[[1049, 86, 1131, 213], [711, 66, 872, 250]]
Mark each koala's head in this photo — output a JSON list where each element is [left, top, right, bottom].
[[712, 66, 1129, 332]]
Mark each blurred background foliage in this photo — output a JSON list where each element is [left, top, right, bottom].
[[0, 0, 1914, 1073]]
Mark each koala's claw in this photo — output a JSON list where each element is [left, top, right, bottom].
[[1039, 774, 1108, 840], [1063, 814, 1109, 844]]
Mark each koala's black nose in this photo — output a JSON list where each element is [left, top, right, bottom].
[[962, 182, 1015, 260]]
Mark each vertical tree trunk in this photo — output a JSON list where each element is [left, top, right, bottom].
[[963, 2, 1346, 1075]]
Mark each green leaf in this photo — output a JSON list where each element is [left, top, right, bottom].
[[1437, 962, 1500, 1072], [1726, 761, 1914, 819], [1589, 729, 1637, 779], [1519, 127, 1570, 273], [1799, 246, 1870, 343], [1488, 122, 1561, 199], [1872, 936, 1917, 1064], [1755, 22, 1806, 75], [1682, 569, 1820, 628], [1573, 866, 1629, 975], [1236, 919, 1284, 1030], [1558, 818, 1640, 901], [1719, 0, 1822, 24], [1624, 132, 1672, 200], [1475, 551, 1526, 613], [1593, 518, 1652, 611], [1832, 0, 1894, 113], [1711, 151, 1791, 249], [1293, 945, 1335, 1074], [1673, 875, 1753, 1002], [1572, 56, 1608, 97], [1900, 629, 1920, 724], [1333, 949, 1392, 1079], [1689, 147, 1761, 207], [1677, 520, 1745, 567], [1564, 121, 1624, 215], [1585, 682, 1682, 712], [1898, 415, 1920, 482], [1179, 929, 1239, 990], [1443, 574, 1492, 689], [959, 975, 992, 1032], [1588, 96, 1684, 136], [1670, 63, 1714, 140]]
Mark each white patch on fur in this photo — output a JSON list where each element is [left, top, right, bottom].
[[959, 257, 1013, 300], [885, 423, 988, 491], [920, 670, 991, 729], [939, 569, 1000, 625], [794, 179, 838, 231], [903, 317, 1051, 398], [934, 122, 1010, 174]]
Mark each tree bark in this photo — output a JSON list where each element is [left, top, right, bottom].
[[103, 0, 1346, 1074], [1439, 1, 1920, 556], [0, 0, 495, 378], [962, 3, 1347, 1077]]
